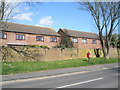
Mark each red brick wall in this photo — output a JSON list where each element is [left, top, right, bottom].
[[0, 32, 61, 48], [71, 37, 101, 49], [58, 30, 101, 49]]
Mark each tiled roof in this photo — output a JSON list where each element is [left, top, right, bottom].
[[60, 28, 99, 39], [1, 22, 60, 36]]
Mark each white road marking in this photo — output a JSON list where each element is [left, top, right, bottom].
[[1, 71, 89, 85], [102, 68, 109, 70], [56, 77, 104, 88], [114, 66, 120, 68]]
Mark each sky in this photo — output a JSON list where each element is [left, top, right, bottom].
[[11, 2, 100, 33]]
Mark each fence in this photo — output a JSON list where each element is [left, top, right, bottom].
[[0, 47, 119, 62]]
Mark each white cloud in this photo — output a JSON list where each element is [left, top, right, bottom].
[[14, 9, 20, 13], [13, 12, 33, 21], [37, 16, 54, 27], [24, 7, 30, 10]]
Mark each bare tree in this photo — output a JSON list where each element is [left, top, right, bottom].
[[0, 0, 40, 30], [0, 0, 41, 61], [80, 2, 120, 58], [1, 1, 22, 31]]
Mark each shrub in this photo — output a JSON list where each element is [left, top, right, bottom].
[[53, 44, 66, 49], [60, 36, 73, 48], [39, 45, 49, 49], [24, 45, 49, 49]]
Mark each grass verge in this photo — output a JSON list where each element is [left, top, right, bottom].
[[0, 57, 119, 75]]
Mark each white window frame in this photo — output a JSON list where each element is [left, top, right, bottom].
[[82, 39, 87, 44], [0, 33, 7, 39], [50, 37, 57, 42], [92, 40, 97, 44], [16, 34, 25, 40], [36, 36, 44, 41], [72, 38, 78, 43]]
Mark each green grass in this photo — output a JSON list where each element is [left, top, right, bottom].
[[0, 57, 119, 75]]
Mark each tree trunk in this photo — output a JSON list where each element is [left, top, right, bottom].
[[0, 1, 5, 21], [105, 41, 110, 59], [94, 49, 100, 57], [102, 46, 107, 57], [99, 36, 107, 58]]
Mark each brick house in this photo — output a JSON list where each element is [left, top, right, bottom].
[[0, 22, 60, 48], [58, 28, 101, 49]]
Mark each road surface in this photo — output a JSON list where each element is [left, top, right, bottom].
[[2, 67, 119, 89]]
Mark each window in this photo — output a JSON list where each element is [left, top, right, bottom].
[[50, 37, 57, 42], [82, 39, 87, 44], [36, 36, 44, 41], [0, 33, 7, 39], [16, 34, 25, 40], [72, 38, 78, 43], [92, 40, 97, 44]]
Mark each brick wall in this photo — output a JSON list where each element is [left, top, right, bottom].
[[72, 38, 101, 49], [58, 30, 101, 49], [0, 47, 118, 62], [1, 47, 118, 62], [0, 47, 102, 62], [0, 32, 61, 48]]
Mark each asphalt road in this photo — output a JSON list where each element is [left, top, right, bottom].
[[2, 67, 119, 89]]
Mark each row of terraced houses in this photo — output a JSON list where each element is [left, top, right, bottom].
[[0, 22, 101, 49]]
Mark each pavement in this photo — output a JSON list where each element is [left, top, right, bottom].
[[1, 63, 119, 82]]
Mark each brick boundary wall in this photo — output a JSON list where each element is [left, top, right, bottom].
[[0, 47, 118, 62]]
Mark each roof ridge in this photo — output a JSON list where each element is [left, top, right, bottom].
[[61, 28, 97, 35], [2, 22, 60, 36], [6, 22, 55, 30]]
